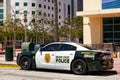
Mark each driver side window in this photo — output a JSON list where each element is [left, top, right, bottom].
[[42, 44, 61, 51]]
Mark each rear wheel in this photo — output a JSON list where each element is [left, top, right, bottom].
[[71, 59, 87, 75], [20, 56, 32, 70]]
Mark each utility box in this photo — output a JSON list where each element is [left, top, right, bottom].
[[21, 42, 35, 52]]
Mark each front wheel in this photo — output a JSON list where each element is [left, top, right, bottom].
[[20, 56, 32, 70], [71, 59, 87, 75]]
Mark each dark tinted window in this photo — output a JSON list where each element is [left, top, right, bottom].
[[24, 2, 28, 6], [32, 3, 35, 7], [42, 44, 61, 51], [15, 2, 19, 6], [60, 44, 76, 51]]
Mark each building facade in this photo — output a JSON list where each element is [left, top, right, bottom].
[[77, 0, 120, 44], [3, 0, 72, 27], [0, 0, 3, 25], [71, 0, 83, 17]]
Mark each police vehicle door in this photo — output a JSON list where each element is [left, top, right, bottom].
[[36, 44, 60, 69], [55, 44, 76, 70]]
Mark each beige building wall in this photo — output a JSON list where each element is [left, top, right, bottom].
[[83, 0, 101, 11], [83, 17, 103, 44], [83, 0, 102, 44]]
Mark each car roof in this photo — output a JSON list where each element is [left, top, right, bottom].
[[49, 41, 78, 45], [45, 41, 89, 51]]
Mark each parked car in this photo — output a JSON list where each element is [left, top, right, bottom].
[[17, 41, 113, 75]]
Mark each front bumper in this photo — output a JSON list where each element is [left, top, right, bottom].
[[88, 59, 113, 71]]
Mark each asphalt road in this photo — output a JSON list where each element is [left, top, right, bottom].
[[0, 68, 120, 80]]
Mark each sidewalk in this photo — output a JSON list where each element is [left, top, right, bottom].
[[112, 58, 120, 74], [0, 54, 17, 65], [0, 49, 21, 65]]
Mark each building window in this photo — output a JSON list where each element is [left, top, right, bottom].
[[52, 14, 54, 18], [59, 22, 61, 25], [77, 0, 83, 11], [68, 5, 70, 16], [59, 2, 61, 5], [52, 7, 54, 10], [15, 2, 19, 6], [15, 10, 19, 14], [48, 0, 50, 2], [39, 11, 42, 15], [0, 14, 3, 19], [24, 11, 27, 14], [0, 20, 3, 26], [52, 0, 54, 3], [102, 0, 120, 9], [24, 11, 28, 22], [59, 16, 61, 19], [48, 13, 50, 17], [32, 3, 35, 7], [103, 17, 120, 43], [0, 9, 3, 13], [48, 6, 50, 9], [44, 5, 46, 9], [32, 18, 35, 22], [24, 2, 28, 6], [44, 12, 47, 17], [32, 11, 35, 15], [59, 9, 61, 12], [39, 20, 41, 23], [39, 4, 42, 8]]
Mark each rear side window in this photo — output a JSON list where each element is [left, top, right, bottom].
[[42, 44, 61, 51], [60, 44, 76, 51]]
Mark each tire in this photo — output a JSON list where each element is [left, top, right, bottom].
[[71, 59, 87, 75], [20, 56, 32, 70]]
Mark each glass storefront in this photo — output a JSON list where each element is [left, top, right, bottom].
[[102, 0, 120, 9], [103, 17, 120, 43]]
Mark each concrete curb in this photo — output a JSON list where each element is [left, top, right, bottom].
[[0, 64, 20, 69]]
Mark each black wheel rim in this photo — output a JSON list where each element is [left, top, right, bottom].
[[21, 57, 31, 69], [72, 60, 86, 74]]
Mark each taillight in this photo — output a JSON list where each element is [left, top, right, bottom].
[[96, 53, 104, 58], [96, 52, 112, 59]]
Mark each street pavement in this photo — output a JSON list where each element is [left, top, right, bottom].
[[0, 68, 120, 80], [0, 52, 120, 74]]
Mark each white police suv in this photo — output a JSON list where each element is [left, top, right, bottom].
[[17, 42, 113, 75]]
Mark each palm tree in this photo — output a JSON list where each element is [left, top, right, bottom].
[[54, 0, 59, 42]]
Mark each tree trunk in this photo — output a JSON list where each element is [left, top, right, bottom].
[[54, 0, 59, 42]]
